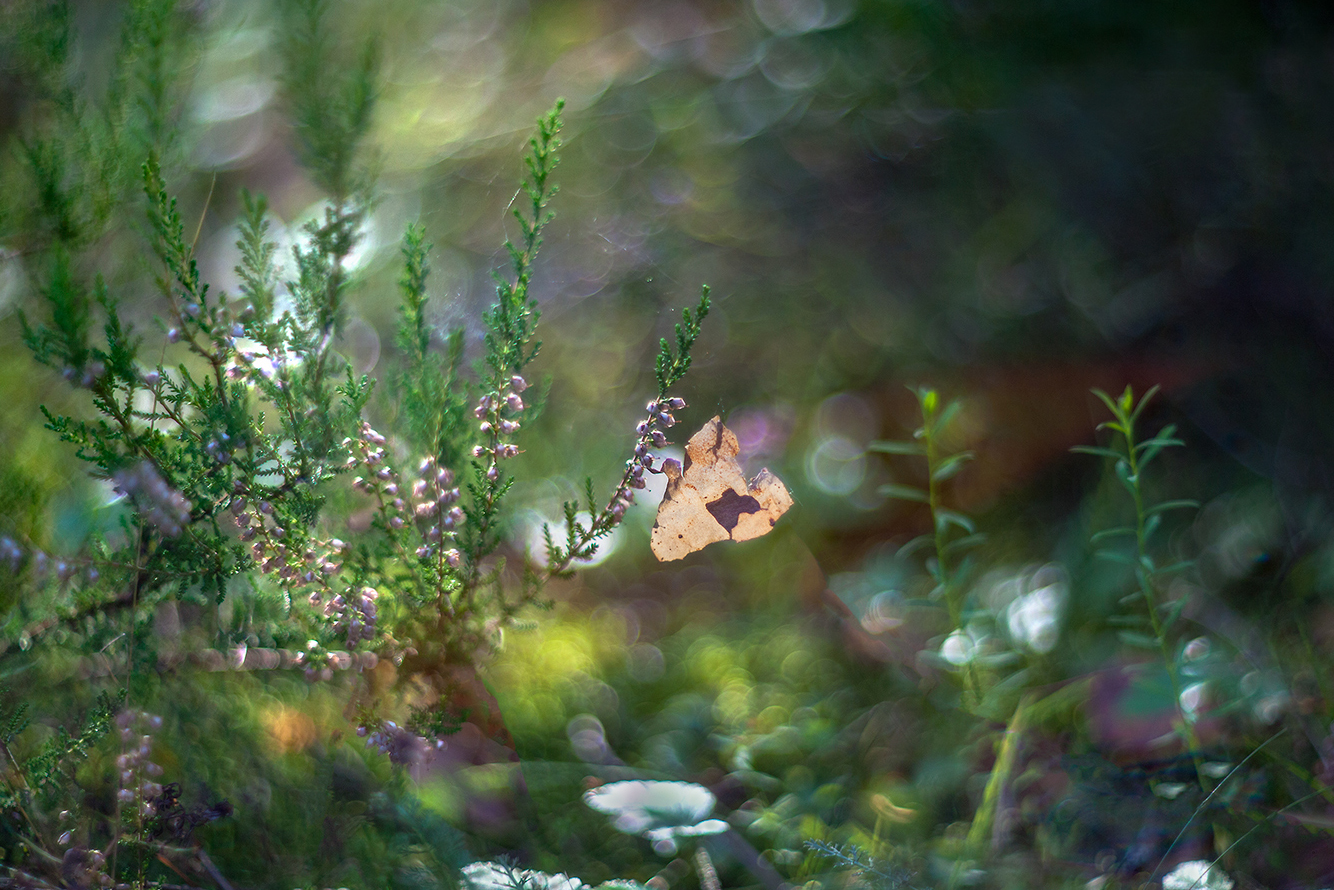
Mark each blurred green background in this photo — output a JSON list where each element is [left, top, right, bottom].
[[4, 0, 1334, 887]]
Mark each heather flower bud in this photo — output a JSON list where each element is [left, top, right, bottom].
[[646, 399, 659, 412], [413, 480, 428, 499], [389, 516, 404, 529], [445, 549, 461, 567], [143, 369, 161, 387], [486, 465, 499, 482], [510, 375, 528, 392], [636, 420, 650, 435], [505, 393, 524, 412], [650, 430, 668, 447], [415, 502, 435, 519], [416, 545, 431, 558], [436, 468, 454, 486], [472, 445, 487, 458], [658, 412, 675, 427], [499, 420, 519, 434], [479, 421, 493, 434], [166, 328, 181, 343], [667, 397, 686, 410], [259, 501, 273, 514]]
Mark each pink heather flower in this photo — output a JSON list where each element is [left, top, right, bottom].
[[505, 393, 524, 412], [510, 375, 528, 393]]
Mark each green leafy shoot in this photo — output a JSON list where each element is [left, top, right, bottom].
[[871, 387, 980, 629], [1075, 384, 1205, 785]]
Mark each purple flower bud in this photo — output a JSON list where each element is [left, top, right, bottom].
[[389, 516, 404, 529], [415, 502, 435, 519], [259, 501, 273, 514], [384, 483, 398, 496], [447, 506, 464, 526], [667, 397, 686, 410], [436, 468, 454, 486], [183, 303, 200, 318], [413, 479, 428, 499], [510, 375, 528, 393], [486, 465, 499, 482], [650, 430, 668, 447], [445, 549, 461, 567], [473, 396, 492, 419], [658, 412, 675, 427], [166, 328, 181, 343], [646, 399, 659, 412], [499, 420, 519, 434], [479, 421, 493, 434], [505, 393, 524, 412], [636, 420, 650, 435], [416, 545, 431, 559], [143, 369, 161, 387], [472, 445, 487, 458]]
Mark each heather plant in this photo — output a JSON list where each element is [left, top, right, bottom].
[[0, 1, 716, 885]]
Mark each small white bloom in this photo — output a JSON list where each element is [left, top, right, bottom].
[[463, 862, 585, 890], [584, 780, 729, 853], [1162, 860, 1234, 890]]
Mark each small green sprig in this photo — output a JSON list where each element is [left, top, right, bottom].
[[1074, 385, 1203, 776], [871, 387, 981, 630]]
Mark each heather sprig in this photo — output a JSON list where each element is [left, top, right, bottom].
[[541, 287, 711, 578]]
